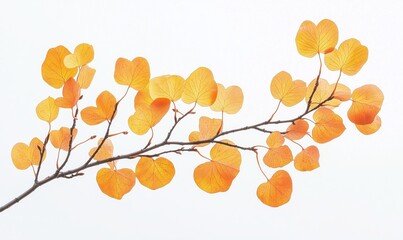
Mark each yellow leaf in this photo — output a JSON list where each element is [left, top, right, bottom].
[[194, 140, 241, 193], [96, 168, 136, 200], [266, 131, 284, 148], [89, 138, 114, 161], [149, 75, 185, 101], [182, 67, 218, 106], [114, 57, 150, 90], [324, 38, 368, 75], [55, 78, 81, 108], [64, 43, 94, 68], [36, 97, 59, 123], [270, 71, 306, 107], [294, 146, 320, 171], [257, 170, 293, 207], [355, 115, 382, 135], [11, 137, 46, 170], [78, 65, 96, 89], [210, 84, 244, 114], [348, 84, 384, 125], [135, 157, 175, 190], [134, 85, 153, 110], [188, 116, 222, 146], [295, 19, 338, 58], [81, 91, 117, 125], [331, 83, 351, 101], [41, 45, 78, 88], [305, 78, 333, 110], [312, 107, 345, 143], [50, 127, 78, 151]]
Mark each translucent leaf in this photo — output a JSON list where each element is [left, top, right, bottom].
[[210, 84, 244, 114], [114, 57, 150, 90], [81, 91, 117, 125], [312, 107, 345, 143], [348, 84, 384, 125], [11, 138, 45, 170], [305, 78, 333, 110], [135, 157, 175, 190], [78, 65, 96, 89], [270, 71, 306, 107], [89, 138, 114, 161], [188, 116, 222, 146], [96, 168, 136, 200], [263, 145, 293, 168], [266, 131, 284, 148], [355, 115, 382, 135], [256, 170, 292, 207], [324, 38, 368, 76], [41, 45, 78, 89], [134, 85, 153, 110], [64, 43, 94, 68], [285, 119, 309, 140], [294, 146, 320, 171], [331, 83, 351, 101], [128, 98, 170, 135], [149, 75, 185, 101], [49, 127, 78, 151], [182, 67, 218, 106], [194, 140, 241, 193], [36, 97, 59, 123], [295, 19, 338, 58], [55, 78, 81, 108]]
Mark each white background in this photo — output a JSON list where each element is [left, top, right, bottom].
[[1, 0, 402, 239]]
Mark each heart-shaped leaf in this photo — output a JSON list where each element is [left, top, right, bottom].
[[149, 75, 185, 101], [49, 127, 78, 151], [77, 65, 96, 89], [89, 138, 114, 161], [257, 170, 292, 207], [285, 119, 309, 140], [55, 78, 81, 109], [210, 84, 244, 114], [96, 168, 136, 200], [182, 67, 217, 106], [11, 137, 46, 170], [81, 90, 117, 125], [270, 71, 306, 107], [114, 57, 150, 90], [294, 146, 320, 171], [64, 43, 94, 68], [36, 97, 59, 123], [189, 116, 222, 146], [312, 107, 345, 143], [348, 84, 384, 125], [135, 157, 175, 190]]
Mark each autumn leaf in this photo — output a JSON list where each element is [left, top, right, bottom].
[[114, 57, 150, 90], [11, 138, 46, 170], [305, 78, 333, 110], [312, 107, 345, 143], [149, 75, 185, 101], [189, 116, 222, 146], [81, 91, 117, 125], [294, 146, 320, 171], [355, 115, 382, 135], [331, 83, 351, 101], [324, 38, 368, 76], [264, 132, 293, 168], [257, 170, 292, 207], [55, 78, 81, 108], [194, 140, 241, 193], [77, 65, 96, 89], [135, 157, 175, 190], [266, 131, 285, 148], [285, 119, 309, 140], [49, 127, 78, 151], [96, 168, 136, 200], [64, 43, 94, 68], [41, 45, 78, 88], [348, 84, 384, 125], [182, 67, 218, 106], [134, 85, 153, 110], [210, 84, 244, 114], [295, 19, 338, 58], [36, 97, 59, 123], [89, 138, 114, 161], [270, 71, 306, 107]]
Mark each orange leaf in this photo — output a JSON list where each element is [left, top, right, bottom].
[[263, 145, 293, 168], [210, 84, 244, 114], [355, 115, 382, 135], [305, 78, 333, 110], [270, 71, 306, 107], [77, 65, 96, 89], [331, 83, 351, 101], [36, 97, 59, 123], [11, 137, 46, 170], [324, 38, 368, 76], [294, 146, 320, 171], [114, 57, 150, 90], [128, 98, 170, 135], [134, 85, 153, 110], [89, 138, 114, 161], [50, 127, 78, 151], [312, 107, 345, 143], [81, 91, 117, 125], [285, 119, 309, 140], [194, 140, 241, 193], [257, 170, 292, 207], [96, 168, 136, 200], [348, 84, 384, 125], [295, 19, 338, 58], [266, 131, 284, 148], [135, 157, 175, 190], [182, 67, 218, 106], [64, 43, 94, 68], [189, 116, 222, 146], [149, 75, 185, 101], [55, 78, 81, 108], [41, 45, 78, 88]]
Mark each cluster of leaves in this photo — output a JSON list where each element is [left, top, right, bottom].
[[6, 19, 383, 212]]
